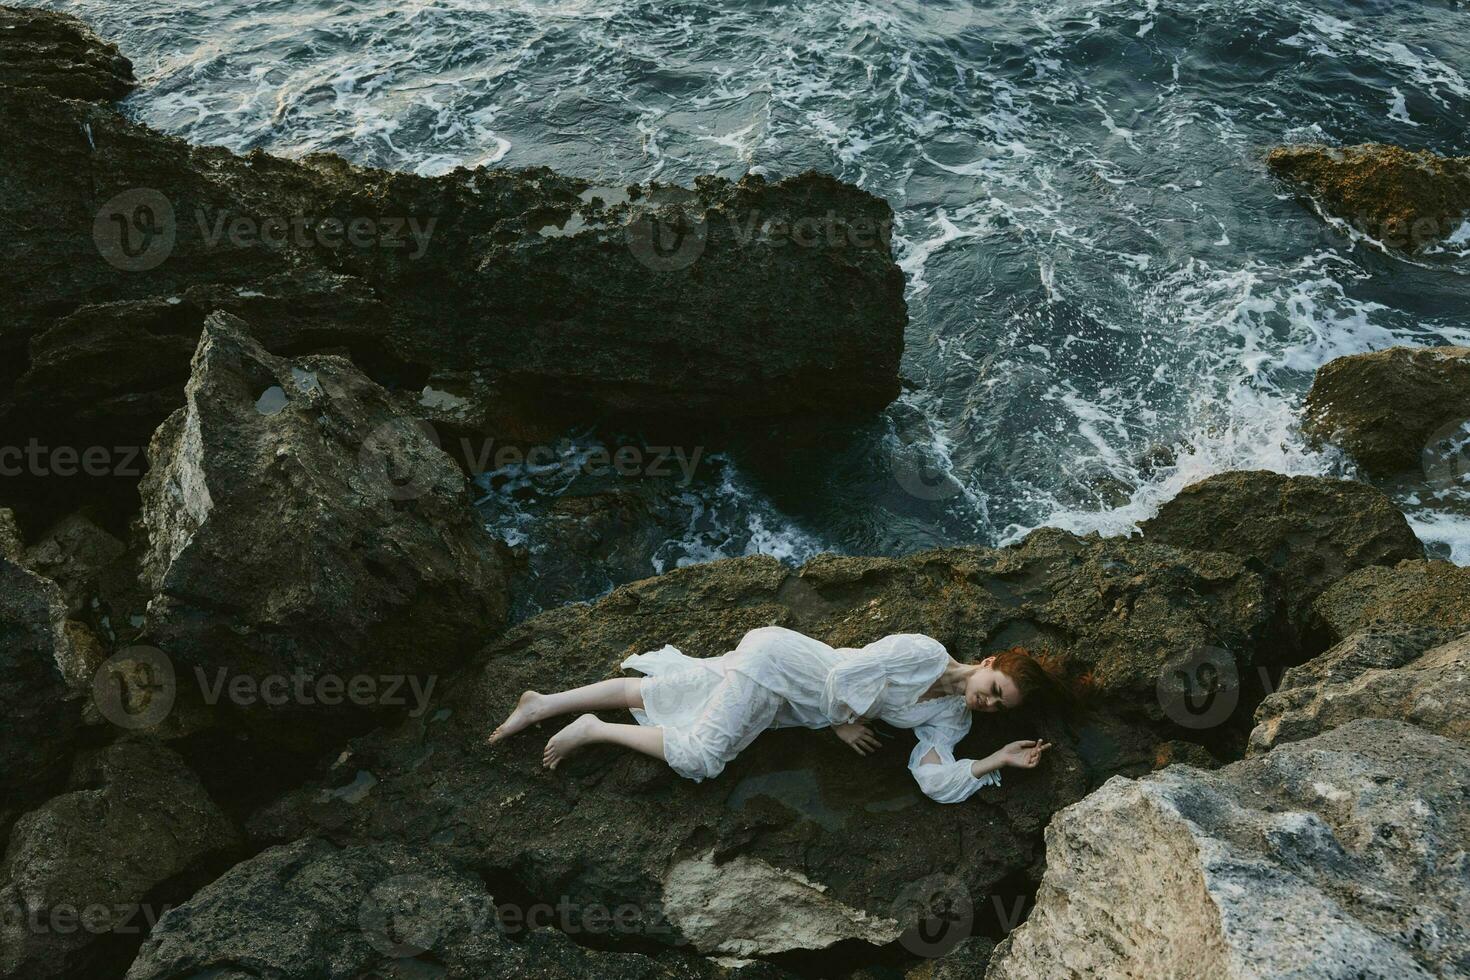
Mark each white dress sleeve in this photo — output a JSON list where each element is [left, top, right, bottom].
[[819, 634, 949, 725], [905, 699, 1002, 804]]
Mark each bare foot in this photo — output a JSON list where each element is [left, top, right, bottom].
[[543, 714, 602, 770], [488, 690, 547, 745]]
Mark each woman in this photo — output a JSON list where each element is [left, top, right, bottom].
[[488, 626, 1066, 803]]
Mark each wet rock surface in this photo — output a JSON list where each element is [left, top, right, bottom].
[[1250, 627, 1470, 753], [0, 739, 239, 980], [1267, 143, 1470, 249], [138, 312, 509, 741], [987, 718, 1470, 979], [1304, 344, 1470, 479], [1139, 470, 1423, 648]]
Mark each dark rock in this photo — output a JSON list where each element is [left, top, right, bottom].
[[1250, 627, 1470, 753], [0, 739, 238, 980], [1139, 470, 1423, 646], [20, 511, 127, 617], [1313, 559, 1470, 642], [0, 508, 20, 560], [0, 558, 80, 797], [125, 836, 789, 980], [906, 936, 995, 979], [988, 719, 1470, 978], [1304, 345, 1470, 478], [0, 3, 906, 532], [138, 312, 509, 741], [1267, 143, 1470, 249], [247, 528, 1272, 959], [0, 6, 134, 103]]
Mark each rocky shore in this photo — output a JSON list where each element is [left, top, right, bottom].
[[3, 7, 1469, 979]]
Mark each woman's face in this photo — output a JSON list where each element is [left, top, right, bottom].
[[963, 658, 1023, 713]]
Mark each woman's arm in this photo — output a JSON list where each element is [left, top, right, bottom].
[[963, 740, 1052, 779], [909, 733, 1052, 804]]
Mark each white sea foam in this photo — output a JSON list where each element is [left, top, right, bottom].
[[49, 0, 1470, 571]]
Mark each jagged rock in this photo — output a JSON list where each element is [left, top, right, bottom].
[[1267, 143, 1470, 249], [0, 558, 80, 796], [987, 719, 1470, 979], [1250, 627, 1470, 753], [0, 739, 238, 980], [247, 529, 1272, 959], [138, 312, 508, 740], [1304, 345, 1470, 478], [125, 837, 788, 980], [0, 4, 906, 530], [0, 508, 21, 560], [20, 511, 127, 617], [1313, 559, 1470, 642], [1140, 471, 1422, 646], [0, 6, 134, 103], [907, 937, 995, 980], [662, 848, 903, 957]]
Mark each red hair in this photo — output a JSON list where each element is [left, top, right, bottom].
[[984, 646, 1084, 711]]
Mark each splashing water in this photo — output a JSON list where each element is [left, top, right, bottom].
[[36, 0, 1470, 571]]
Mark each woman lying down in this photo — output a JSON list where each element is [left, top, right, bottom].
[[488, 626, 1073, 803]]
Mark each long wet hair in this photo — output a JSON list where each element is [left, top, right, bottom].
[[983, 646, 1084, 711]]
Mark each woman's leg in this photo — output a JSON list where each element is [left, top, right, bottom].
[[488, 678, 644, 744], [542, 715, 665, 769], [542, 669, 780, 778]]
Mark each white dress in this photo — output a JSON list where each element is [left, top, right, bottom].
[[623, 625, 1001, 803]]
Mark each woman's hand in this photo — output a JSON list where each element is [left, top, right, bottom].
[[833, 721, 881, 756], [995, 739, 1052, 769]]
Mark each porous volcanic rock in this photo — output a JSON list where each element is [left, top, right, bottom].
[[1267, 143, 1470, 249], [1304, 345, 1470, 478], [986, 719, 1470, 979], [0, 6, 134, 103], [124, 837, 789, 980], [138, 312, 508, 739], [1140, 470, 1422, 647], [1250, 627, 1470, 753], [1313, 559, 1470, 642], [247, 528, 1274, 960], [0, 739, 238, 980]]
